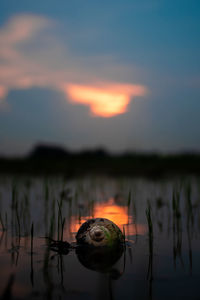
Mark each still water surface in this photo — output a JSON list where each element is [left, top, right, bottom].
[[0, 176, 200, 299]]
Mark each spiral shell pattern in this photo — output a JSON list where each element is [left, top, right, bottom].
[[76, 218, 123, 247]]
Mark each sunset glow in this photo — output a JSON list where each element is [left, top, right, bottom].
[[69, 198, 147, 237], [93, 198, 129, 226], [0, 15, 148, 119], [0, 86, 7, 99], [64, 83, 147, 117]]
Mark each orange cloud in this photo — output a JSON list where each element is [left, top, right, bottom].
[[0, 86, 7, 99], [63, 83, 147, 117], [0, 14, 148, 116]]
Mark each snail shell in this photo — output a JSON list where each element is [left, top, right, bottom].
[[76, 218, 123, 247]]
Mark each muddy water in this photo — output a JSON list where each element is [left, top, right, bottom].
[[0, 176, 200, 300]]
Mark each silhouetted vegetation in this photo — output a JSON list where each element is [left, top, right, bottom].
[[0, 144, 200, 177]]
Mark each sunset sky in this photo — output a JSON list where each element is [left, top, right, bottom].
[[0, 0, 200, 155]]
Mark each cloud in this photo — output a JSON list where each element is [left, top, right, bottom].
[[0, 14, 53, 95], [0, 85, 7, 99], [0, 14, 147, 117], [64, 83, 147, 117]]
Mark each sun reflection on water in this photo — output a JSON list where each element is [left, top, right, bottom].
[[69, 198, 147, 239]]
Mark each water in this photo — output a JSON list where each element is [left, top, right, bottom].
[[0, 175, 200, 300]]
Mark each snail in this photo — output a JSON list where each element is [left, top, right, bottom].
[[76, 218, 124, 247], [49, 218, 125, 273]]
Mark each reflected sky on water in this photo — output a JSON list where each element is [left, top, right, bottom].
[[0, 176, 200, 300]]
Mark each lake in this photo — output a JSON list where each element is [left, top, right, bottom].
[[0, 175, 200, 300]]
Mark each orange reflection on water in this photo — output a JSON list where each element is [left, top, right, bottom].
[[69, 198, 147, 237], [64, 83, 147, 117], [94, 198, 128, 227]]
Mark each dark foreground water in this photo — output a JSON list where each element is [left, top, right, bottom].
[[0, 175, 200, 300]]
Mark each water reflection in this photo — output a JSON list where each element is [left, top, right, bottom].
[[76, 244, 124, 274], [69, 197, 147, 239], [172, 189, 183, 269], [1, 274, 15, 300], [146, 202, 154, 300], [1, 176, 200, 300]]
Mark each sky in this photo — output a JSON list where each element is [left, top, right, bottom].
[[0, 0, 200, 155]]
